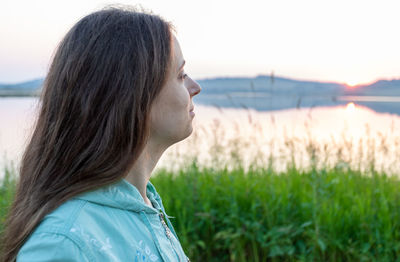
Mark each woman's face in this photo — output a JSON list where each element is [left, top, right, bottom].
[[149, 35, 201, 147]]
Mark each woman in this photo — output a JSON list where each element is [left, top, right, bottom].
[[1, 6, 201, 262]]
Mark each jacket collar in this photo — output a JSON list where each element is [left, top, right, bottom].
[[73, 179, 162, 214]]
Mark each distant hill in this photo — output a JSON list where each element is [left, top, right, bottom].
[[195, 75, 400, 114], [2, 75, 400, 114], [0, 78, 43, 89], [194, 75, 400, 113], [197, 75, 346, 96], [196, 75, 400, 96], [344, 79, 400, 96], [0, 79, 43, 96]]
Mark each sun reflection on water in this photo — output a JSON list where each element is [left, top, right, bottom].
[[345, 102, 356, 114]]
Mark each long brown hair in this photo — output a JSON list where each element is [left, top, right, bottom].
[[1, 6, 173, 261]]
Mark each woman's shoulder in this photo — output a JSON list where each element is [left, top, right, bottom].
[[17, 230, 92, 262], [31, 198, 89, 236], [17, 199, 94, 261], [18, 197, 157, 261]]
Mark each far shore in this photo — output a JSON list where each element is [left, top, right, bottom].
[[0, 90, 39, 97]]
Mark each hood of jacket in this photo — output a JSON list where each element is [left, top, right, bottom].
[[73, 178, 163, 214]]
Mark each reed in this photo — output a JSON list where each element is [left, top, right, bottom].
[[158, 105, 400, 176]]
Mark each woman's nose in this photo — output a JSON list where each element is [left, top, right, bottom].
[[187, 77, 201, 97]]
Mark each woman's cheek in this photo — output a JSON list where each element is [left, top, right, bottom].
[[172, 86, 189, 110]]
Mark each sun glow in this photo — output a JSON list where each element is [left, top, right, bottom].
[[345, 102, 356, 114], [345, 80, 360, 88]]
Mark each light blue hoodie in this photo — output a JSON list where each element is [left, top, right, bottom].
[[17, 179, 189, 261]]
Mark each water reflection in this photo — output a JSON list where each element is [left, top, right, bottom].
[[0, 97, 38, 174], [159, 103, 400, 175], [1, 98, 400, 178]]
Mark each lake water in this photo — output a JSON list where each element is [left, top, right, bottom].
[[1, 97, 400, 179]]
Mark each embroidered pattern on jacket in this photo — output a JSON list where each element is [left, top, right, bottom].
[[70, 225, 118, 261]]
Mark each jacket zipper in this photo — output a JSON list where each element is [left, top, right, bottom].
[[158, 212, 172, 240], [158, 211, 190, 262]]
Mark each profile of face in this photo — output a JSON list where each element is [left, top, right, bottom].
[[149, 35, 201, 147]]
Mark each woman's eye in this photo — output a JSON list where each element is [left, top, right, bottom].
[[179, 73, 188, 80]]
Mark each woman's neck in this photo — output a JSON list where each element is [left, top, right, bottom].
[[125, 140, 167, 206]]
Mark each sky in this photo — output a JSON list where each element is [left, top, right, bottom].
[[0, 0, 399, 85]]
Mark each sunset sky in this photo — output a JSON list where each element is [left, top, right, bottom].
[[1, 0, 399, 85]]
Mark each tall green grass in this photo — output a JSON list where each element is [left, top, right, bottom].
[[1, 164, 400, 261], [153, 164, 400, 261], [0, 164, 16, 237]]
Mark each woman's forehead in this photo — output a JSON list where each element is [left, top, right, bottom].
[[172, 35, 184, 71]]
